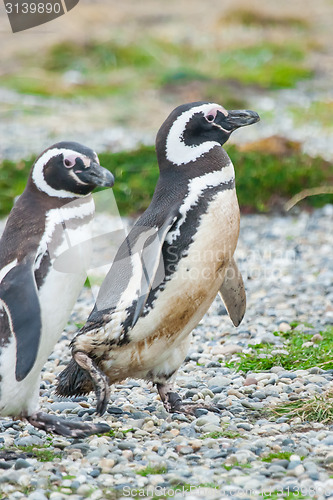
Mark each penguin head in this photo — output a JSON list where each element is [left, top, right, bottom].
[[31, 141, 114, 198], [156, 101, 260, 167]]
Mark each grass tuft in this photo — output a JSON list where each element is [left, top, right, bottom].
[[226, 327, 333, 372], [272, 390, 333, 424], [137, 464, 167, 476], [261, 451, 296, 462], [14, 444, 60, 462]]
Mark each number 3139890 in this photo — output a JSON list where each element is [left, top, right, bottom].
[[5, 3, 62, 14]]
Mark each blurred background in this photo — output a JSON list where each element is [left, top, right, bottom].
[[0, 0, 332, 216]]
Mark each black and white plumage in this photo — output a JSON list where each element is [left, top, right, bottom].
[[57, 102, 260, 415], [0, 141, 114, 437]]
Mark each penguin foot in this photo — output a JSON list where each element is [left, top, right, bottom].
[[157, 383, 220, 415], [169, 402, 221, 416], [73, 351, 111, 416], [27, 412, 110, 438]]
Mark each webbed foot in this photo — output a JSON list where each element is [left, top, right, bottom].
[[73, 351, 110, 416], [28, 411, 110, 438], [156, 383, 220, 415]]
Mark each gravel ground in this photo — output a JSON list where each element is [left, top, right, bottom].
[[0, 204, 332, 500]]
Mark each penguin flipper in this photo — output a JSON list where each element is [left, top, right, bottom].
[[130, 215, 177, 328], [0, 259, 41, 381], [218, 257, 246, 327], [92, 214, 177, 332]]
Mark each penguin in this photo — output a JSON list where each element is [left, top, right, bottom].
[[57, 102, 260, 415], [0, 141, 114, 437]]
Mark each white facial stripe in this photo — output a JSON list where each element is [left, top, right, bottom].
[[212, 122, 231, 134], [68, 169, 88, 186], [35, 197, 95, 270], [166, 103, 224, 166], [0, 259, 18, 283], [32, 147, 89, 198], [166, 162, 235, 243]]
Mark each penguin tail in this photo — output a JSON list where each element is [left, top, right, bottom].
[[56, 358, 94, 397]]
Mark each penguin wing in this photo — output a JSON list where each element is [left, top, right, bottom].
[[130, 216, 177, 327], [218, 257, 246, 327], [88, 214, 178, 332], [0, 258, 41, 381]]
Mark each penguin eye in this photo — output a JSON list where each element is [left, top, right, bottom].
[[63, 157, 76, 168], [205, 114, 215, 123]]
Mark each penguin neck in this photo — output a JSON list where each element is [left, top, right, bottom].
[[157, 144, 233, 181], [25, 176, 91, 210]]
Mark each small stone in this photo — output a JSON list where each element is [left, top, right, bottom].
[[244, 377, 258, 386], [190, 440, 202, 452], [219, 344, 243, 355], [201, 424, 222, 433], [227, 389, 244, 399], [176, 445, 193, 455], [236, 422, 252, 431], [252, 391, 266, 400], [268, 464, 287, 476], [241, 400, 263, 410], [311, 333, 323, 343], [323, 435, 333, 445], [122, 450, 133, 461], [195, 413, 220, 427], [194, 408, 208, 417], [0, 461, 12, 469], [279, 322, 291, 333], [288, 464, 305, 476], [273, 459, 289, 469], [14, 458, 31, 470], [28, 491, 48, 500], [107, 406, 123, 415], [207, 376, 231, 388], [89, 469, 101, 478]]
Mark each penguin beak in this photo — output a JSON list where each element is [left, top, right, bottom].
[[223, 109, 260, 130], [76, 163, 115, 187]]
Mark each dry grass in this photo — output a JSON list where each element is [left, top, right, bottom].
[[272, 389, 333, 424]]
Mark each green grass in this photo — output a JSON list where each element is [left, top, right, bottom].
[[137, 464, 167, 476], [45, 40, 158, 72], [1, 143, 332, 218], [216, 43, 312, 89], [226, 327, 333, 372], [2, 37, 313, 100], [228, 144, 333, 212], [13, 444, 60, 462], [272, 389, 333, 424], [261, 451, 298, 462]]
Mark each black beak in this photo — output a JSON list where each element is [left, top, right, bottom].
[[225, 109, 260, 129], [76, 163, 114, 187]]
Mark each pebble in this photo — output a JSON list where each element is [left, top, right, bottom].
[[0, 206, 332, 496]]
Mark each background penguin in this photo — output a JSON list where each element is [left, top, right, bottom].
[[57, 102, 260, 415], [0, 141, 114, 437]]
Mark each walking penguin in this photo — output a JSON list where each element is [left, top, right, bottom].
[[57, 102, 260, 415]]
